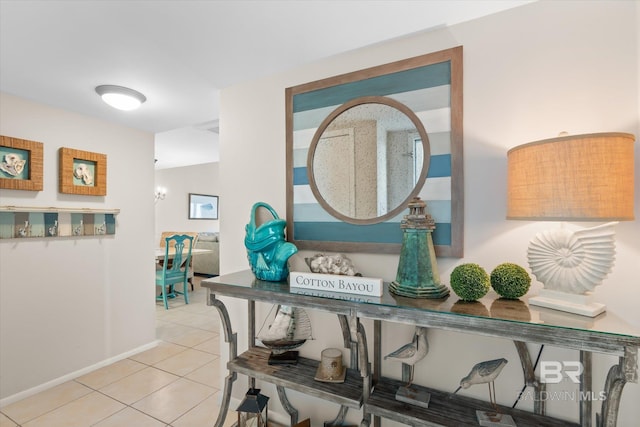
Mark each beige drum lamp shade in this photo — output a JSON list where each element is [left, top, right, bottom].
[[507, 132, 635, 221]]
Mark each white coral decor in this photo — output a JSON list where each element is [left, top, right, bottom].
[[305, 253, 360, 276]]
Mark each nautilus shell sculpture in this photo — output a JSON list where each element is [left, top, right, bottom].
[[527, 222, 617, 295]]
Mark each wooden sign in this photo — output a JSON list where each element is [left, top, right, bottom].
[[289, 271, 383, 297]]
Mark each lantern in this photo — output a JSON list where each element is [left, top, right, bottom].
[[236, 388, 269, 427]]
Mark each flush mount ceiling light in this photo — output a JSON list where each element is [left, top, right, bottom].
[[95, 85, 146, 111]]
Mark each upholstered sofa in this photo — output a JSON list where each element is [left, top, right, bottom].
[[192, 232, 219, 276]]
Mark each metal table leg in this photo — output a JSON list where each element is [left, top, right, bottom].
[[597, 347, 638, 427], [208, 292, 238, 427]]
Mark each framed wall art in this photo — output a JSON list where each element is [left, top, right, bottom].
[[189, 193, 219, 220], [286, 46, 464, 257], [59, 147, 107, 196], [0, 135, 44, 191]]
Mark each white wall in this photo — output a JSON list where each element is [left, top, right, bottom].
[[219, 1, 639, 425], [154, 162, 220, 242], [0, 93, 157, 403]]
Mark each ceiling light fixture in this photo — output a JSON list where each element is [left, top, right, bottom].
[[95, 85, 147, 111]]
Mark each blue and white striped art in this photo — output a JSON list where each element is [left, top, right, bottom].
[[287, 48, 463, 256]]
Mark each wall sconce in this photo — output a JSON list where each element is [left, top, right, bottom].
[[95, 85, 146, 111], [507, 132, 635, 317], [154, 186, 167, 202]]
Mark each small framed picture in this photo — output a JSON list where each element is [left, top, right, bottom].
[[0, 135, 44, 191], [59, 147, 107, 196], [189, 193, 219, 220]]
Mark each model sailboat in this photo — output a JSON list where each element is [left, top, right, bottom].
[[258, 305, 312, 364]]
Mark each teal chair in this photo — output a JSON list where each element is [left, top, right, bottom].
[[156, 234, 194, 309]]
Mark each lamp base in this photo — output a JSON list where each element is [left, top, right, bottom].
[[528, 289, 605, 317]]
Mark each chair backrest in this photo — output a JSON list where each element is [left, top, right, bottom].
[[161, 234, 194, 278], [159, 231, 199, 248], [159, 231, 199, 277]]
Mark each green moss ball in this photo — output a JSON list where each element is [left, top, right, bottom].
[[490, 263, 531, 299], [450, 263, 490, 301]]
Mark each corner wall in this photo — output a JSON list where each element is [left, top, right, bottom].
[[219, 1, 639, 425], [0, 93, 157, 402]]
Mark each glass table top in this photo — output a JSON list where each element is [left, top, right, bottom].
[[203, 270, 640, 342]]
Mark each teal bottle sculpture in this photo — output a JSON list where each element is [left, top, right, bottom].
[[245, 202, 298, 282], [389, 197, 449, 298]]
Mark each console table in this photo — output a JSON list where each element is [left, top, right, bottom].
[[202, 270, 639, 427]]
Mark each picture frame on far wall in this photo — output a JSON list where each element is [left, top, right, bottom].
[[59, 147, 107, 196], [0, 135, 44, 191], [189, 193, 219, 220]]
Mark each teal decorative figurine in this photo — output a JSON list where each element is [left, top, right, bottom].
[[389, 197, 449, 298], [245, 202, 298, 282]]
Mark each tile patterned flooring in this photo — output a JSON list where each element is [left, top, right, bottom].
[[0, 277, 236, 427]]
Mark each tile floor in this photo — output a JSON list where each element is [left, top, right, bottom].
[[0, 277, 236, 427]]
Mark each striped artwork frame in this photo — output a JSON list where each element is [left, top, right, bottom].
[[286, 46, 464, 257]]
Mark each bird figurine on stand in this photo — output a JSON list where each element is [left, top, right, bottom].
[[453, 358, 516, 426], [384, 326, 430, 408]]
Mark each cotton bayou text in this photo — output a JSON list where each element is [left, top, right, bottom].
[[289, 272, 383, 297]]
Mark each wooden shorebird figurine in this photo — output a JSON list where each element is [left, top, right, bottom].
[[384, 326, 429, 386], [454, 358, 508, 414]]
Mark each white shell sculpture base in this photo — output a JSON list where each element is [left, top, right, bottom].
[[477, 411, 516, 427], [529, 289, 606, 317], [527, 222, 617, 317]]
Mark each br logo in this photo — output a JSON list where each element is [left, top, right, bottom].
[[540, 361, 583, 384]]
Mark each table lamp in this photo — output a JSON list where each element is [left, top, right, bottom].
[[507, 132, 635, 317]]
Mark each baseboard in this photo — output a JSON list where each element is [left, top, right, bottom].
[[0, 340, 161, 408]]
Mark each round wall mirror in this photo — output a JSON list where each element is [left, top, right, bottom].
[[307, 96, 431, 224]]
